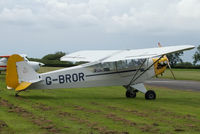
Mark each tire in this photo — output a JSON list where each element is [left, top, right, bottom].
[[126, 90, 131, 98], [145, 90, 156, 100], [126, 90, 136, 98]]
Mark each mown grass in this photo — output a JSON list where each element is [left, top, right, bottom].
[[0, 67, 200, 134], [158, 69, 200, 81]]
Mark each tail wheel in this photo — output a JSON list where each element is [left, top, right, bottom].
[[126, 90, 136, 98], [145, 90, 156, 100]]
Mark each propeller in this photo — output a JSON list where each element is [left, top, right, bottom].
[[158, 42, 176, 80]]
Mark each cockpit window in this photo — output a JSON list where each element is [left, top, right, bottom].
[[116, 59, 145, 70], [93, 62, 116, 72], [92, 59, 146, 73]]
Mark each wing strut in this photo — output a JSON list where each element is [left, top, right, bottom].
[[127, 59, 147, 86], [127, 55, 164, 86]]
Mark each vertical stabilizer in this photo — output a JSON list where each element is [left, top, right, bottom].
[[6, 54, 24, 89], [6, 54, 41, 91]]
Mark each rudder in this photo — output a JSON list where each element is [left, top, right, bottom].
[[6, 54, 24, 89]]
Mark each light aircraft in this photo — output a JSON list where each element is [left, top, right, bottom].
[[0, 54, 44, 74], [6, 44, 194, 99], [0, 56, 9, 73]]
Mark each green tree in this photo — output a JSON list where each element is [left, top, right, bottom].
[[174, 62, 193, 68], [29, 51, 74, 67], [42, 51, 66, 60], [193, 45, 200, 65], [167, 52, 183, 67]]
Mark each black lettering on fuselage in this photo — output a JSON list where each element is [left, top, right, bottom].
[[65, 74, 71, 83], [59, 75, 65, 84], [72, 74, 78, 82], [48, 73, 85, 85], [79, 72, 84, 81], [46, 77, 52, 85]]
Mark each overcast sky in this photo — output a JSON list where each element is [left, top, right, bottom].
[[0, 0, 200, 62]]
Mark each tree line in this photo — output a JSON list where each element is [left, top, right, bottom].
[[167, 45, 200, 69], [29, 45, 200, 68], [29, 51, 75, 67]]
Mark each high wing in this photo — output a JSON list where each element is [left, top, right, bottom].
[[60, 50, 120, 62], [60, 45, 195, 63]]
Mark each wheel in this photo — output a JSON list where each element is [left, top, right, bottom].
[[145, 90, 156, 100], [126, 90, 136, 98], [126, 90, 131, 98]]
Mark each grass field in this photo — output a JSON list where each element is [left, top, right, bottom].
[[158, 69, 200, 81], [0, 67, 200, 134]]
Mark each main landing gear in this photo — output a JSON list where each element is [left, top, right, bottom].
[[145, 90, 156, 100], [124, 83, 156, 100], [126, 90, 137, 98]]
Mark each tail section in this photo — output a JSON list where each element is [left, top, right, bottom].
[[6, 54, 41, 91], [6, 54, 24, 89]]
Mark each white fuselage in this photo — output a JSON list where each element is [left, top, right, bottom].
[[30, 58, 155, 89]]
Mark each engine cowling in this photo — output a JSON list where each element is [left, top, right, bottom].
[[152, 56, 168, 76]]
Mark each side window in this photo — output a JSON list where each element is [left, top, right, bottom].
[[93, 62, 116, 72], [92, 59, 146, 72], [116, 59, 145, 70]]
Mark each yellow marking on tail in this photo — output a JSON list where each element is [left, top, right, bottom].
[[6, 54, 24, 89], [15, 82, 32, 91]]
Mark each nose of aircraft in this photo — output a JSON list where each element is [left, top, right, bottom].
[[152, 56, 168, 76]]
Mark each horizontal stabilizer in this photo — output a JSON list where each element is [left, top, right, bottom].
[[16, 82, 32, 91]]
